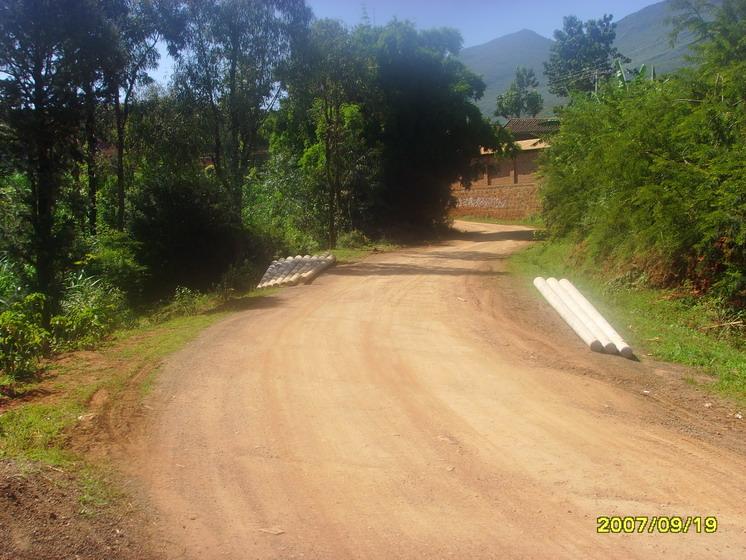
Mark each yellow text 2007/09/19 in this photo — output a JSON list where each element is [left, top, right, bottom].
[[596, 516, 718, 534]]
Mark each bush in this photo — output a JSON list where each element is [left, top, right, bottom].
[[0, 293, 48, 380], [150, 286, 213, 323], [540, 72, 746, 305], [337, 229, 370, 249], [244, 153, 323, 256], [79, 230, 147, 302], [50, 273, 129, 350], [214, 260, 261, 300], [130, 172, 243, 301], [0, 255, 23, 309]]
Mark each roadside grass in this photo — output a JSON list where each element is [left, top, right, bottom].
[[510, 240, 746, 401], [0, 311, 229, 464], [453, 213, 544, 228], [0, 289, 275, 512]]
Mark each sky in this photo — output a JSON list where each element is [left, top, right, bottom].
[[306, 0, 659, 46], [152, 0, 660, 83]]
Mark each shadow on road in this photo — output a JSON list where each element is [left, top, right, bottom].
[[447, 228, 537, 243], [207, 294, 282, 314], [328, 262, 506, 278]]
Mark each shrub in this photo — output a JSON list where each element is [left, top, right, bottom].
[[130, 172, 243, 301], [79, 230, 147, 302], [337, 229, 370, 249], [50, 273, 129, 350], [0, 293, 48, 380], [215, 260, 260, 300], [540, 72, 746, 305], [0, 255, 23, 309], [152, 286, 210, 322]]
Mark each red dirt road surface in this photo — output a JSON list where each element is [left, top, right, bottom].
[[129, 221, 746, 559]]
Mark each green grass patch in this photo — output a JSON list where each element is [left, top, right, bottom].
[[0, 290, 273, 468], [77, 465, 122, 515], [0, 402, 81, 465], [510, 241, 746, 400]]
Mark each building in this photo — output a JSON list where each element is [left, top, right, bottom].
[[451, 118, 559, 220]]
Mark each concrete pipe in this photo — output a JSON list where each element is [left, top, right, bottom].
[[558, 279, 634, 359], [547, 278, 617, 354], [533, 277, 604, 353]]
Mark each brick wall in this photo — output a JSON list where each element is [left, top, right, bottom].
[[450, 151, 542, 219]]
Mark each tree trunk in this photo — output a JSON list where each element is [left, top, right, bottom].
[[34, 159, 55, 326], [114, 92, 126, 231], [31, 63, 57, 325], [84, 85, 98, 234]]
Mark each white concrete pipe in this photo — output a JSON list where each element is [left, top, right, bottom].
[[533, 277, 604, 353], [300, 254, 336, 284], [558, 279, 634, 359], [547, 277, 617, 354], [257, 253, 337, 289]]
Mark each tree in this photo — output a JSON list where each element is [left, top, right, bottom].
[[0, 0, 116, 318], [672, 0, 746, 71], [544, 14, 630, 97], [173, 0, 311, 220], [109, 0, 186, 231], [365, 21, 496, 226], [293, 20, 378, 248], [495, 67, 544, 118]]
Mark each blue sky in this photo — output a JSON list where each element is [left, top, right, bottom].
[[307, 0, 658, 46], [152, 0, 660, 82]]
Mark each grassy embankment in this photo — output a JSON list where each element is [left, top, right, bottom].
[[509, 239, 746, 401]]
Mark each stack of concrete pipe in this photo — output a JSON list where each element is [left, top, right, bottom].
[[257, 253, 336, 289], [533, 277, 634, 359]]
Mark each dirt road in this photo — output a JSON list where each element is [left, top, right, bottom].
[[132, 221, 746, 559]]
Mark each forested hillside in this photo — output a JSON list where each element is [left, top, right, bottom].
[[0, 0, 494, 382]]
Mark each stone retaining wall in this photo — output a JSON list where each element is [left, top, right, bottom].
[[451, 183, 541, 220]]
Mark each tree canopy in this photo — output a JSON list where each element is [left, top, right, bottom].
[[544, 14, 629, 97], [495, 67, 544, 118]]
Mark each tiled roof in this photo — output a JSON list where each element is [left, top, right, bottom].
[[504, 118, 560, 135]]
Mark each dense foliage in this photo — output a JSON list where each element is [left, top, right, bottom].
[[540, 0, 746, 306], [0, 0, 492, 379]]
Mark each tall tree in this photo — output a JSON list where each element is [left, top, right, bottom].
[[365, 21, 496, 226], [109, 0, 185, 231], [544, 14, 630, 97], [293, 20, 377, 248], [0, 0, 114, 318], [173, 0, 311, 219], [495, 67, 544, 118], [79, 0, 127, 234]]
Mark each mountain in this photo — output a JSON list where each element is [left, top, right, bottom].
[[614, 0, 699, 74], [459, 0, 700, 117], [458, 29, 558, 118]]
